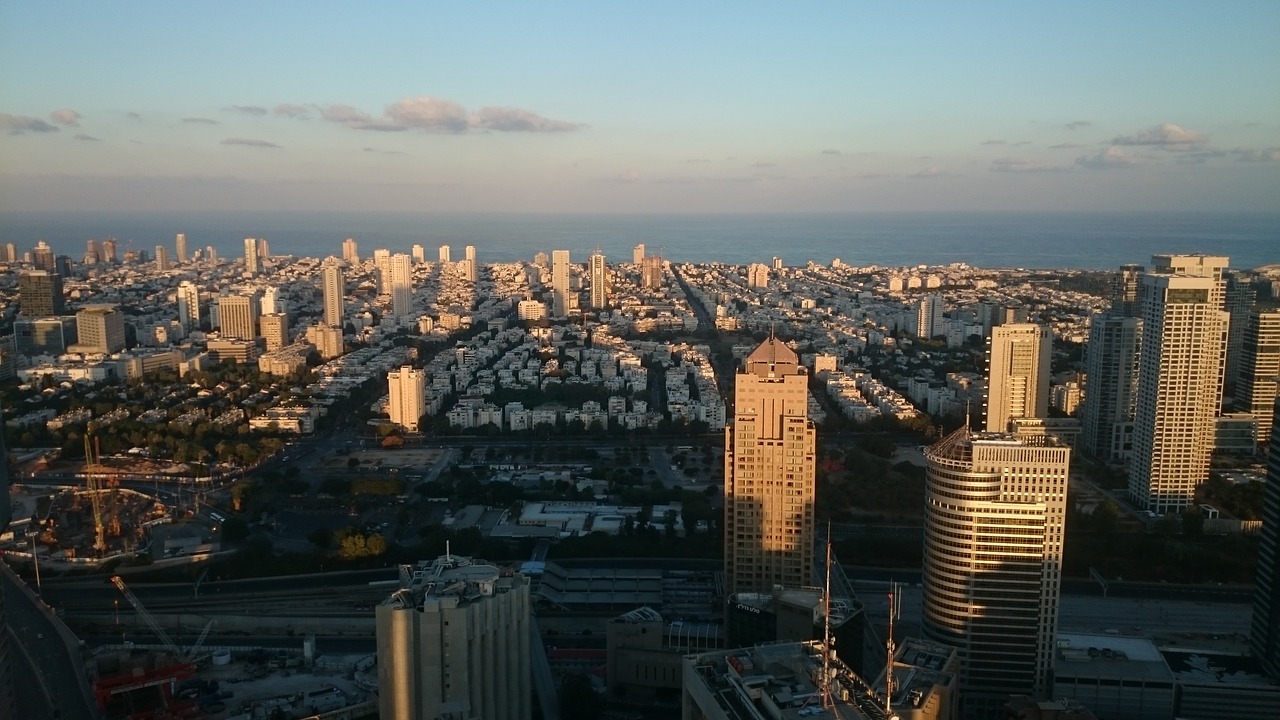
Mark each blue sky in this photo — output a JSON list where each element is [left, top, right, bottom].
[[2, 1, 1277, 213]]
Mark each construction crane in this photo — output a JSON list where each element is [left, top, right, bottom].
[[111, 575, 213, 662], [84, 434, 106, 553]]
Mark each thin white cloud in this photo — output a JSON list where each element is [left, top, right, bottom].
[[50, 108, 81, 126], [1076, 146, 1138, 169], [274, 103, 310, 118], [181, 117, 219, 125], [1065, 121, 1092, 130], [908, 167, 954, 179], [1, 113, 60, 134], [1233, 147, 1280, 162], [221, 137, 281, 148], [989, 157, 1068, 173], [312, 96, 581, 134], [470, 105, 580, 132], [1049, 142, 1082, 150], [749, 161, 776, 169], [227, 105, 267, 116], [1112, 123, 1205, 148]]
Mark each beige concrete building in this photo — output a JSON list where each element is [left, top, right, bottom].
[[307, 323, 344, 360], [259, 312, 289, 352], [376, 554, 530, 720], [723, 336, 816, 595], [243, 236, 259, 276], [388, 365, 426, 432], [321, 258, 344, 328], [72, 305, 126, 354], [342, 237, 359, 264], [551, 249, 571, 317], [589, 250, 608, 309], [921, 428, 1070, 718], [389, 253, 414, 319], [218, 293, 259, 341], [1129, 272, 1228, 513], [176, 280, 200, 332], [985, 323, 1051, 432]]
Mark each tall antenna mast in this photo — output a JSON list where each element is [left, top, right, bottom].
[[885, 581, 899, 716], [821, 522, 834, 708]]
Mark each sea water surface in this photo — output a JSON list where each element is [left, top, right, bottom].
[[0, 211, 1276, 270]]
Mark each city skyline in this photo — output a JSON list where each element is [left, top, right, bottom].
[[2, 3, 1279, 214]]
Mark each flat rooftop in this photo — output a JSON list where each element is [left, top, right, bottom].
[[1054, 633, 1174, 683]]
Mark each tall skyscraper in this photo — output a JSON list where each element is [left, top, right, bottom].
[[84, 238, 100, 265], [218, 293, 259, 341], [1151, 253, 1228, 308], [984, 323, 1051, 432], [747, 262, 769, 289], [177, 281, 200, 332], [1252, 399, 1280, 678], [388, 365, 426, 432], [1111, 263, 1146, 318], [32, 240, 55, 272], [1081, 314, 1142, 463], [641, 255, 663, 289], [551, 249, 571, 318], [1224, 272, 1257, 395], [18, 270, 66, 317], [101, 237, 118, 264], [154, 245, 171, 271], [464, 245, 477, 282], [723, 336, 815, 595], [1129, 271, 1228, 513], [632, 243, 645, 264], [376, 554, 530, 720], [1238, 310, 1280, 449], [916, 293, 945, 339], [411, 244, 425, 264], [204, 245, 216, 264], [4, 242, 19, 263], [588, 249, 608, 309], [921, 428, 1070, 717], [374, 248, 392, 294], [256, 237, 270, 260], [438, 244, 451, 263], [342, 237, 360, 264], [389, 253, 414, 319], [321, 259, 345, 328], [174, 232, 187, 264], [243, 237, 259, 276]]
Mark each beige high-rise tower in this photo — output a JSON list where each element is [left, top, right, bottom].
[[1129, 271, 1228, 513], [551, 249, 571, 317], [723, 335, 816, 595], [984, 323, 1051, 432], [376, 554, 530, 720], [321, 258, 345, 328], [388, 365, 426, 432]]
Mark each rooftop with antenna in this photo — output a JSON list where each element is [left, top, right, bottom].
[[682, 640, 888, 720], [383, 550, 520, 611]]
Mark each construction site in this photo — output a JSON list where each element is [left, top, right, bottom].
[[87, 575, 377, 720]]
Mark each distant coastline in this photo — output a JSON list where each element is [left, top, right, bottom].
[[1, 210, 1276, 270]]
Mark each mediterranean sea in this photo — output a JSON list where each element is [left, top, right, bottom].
[[0, 211, 1276, 271]]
